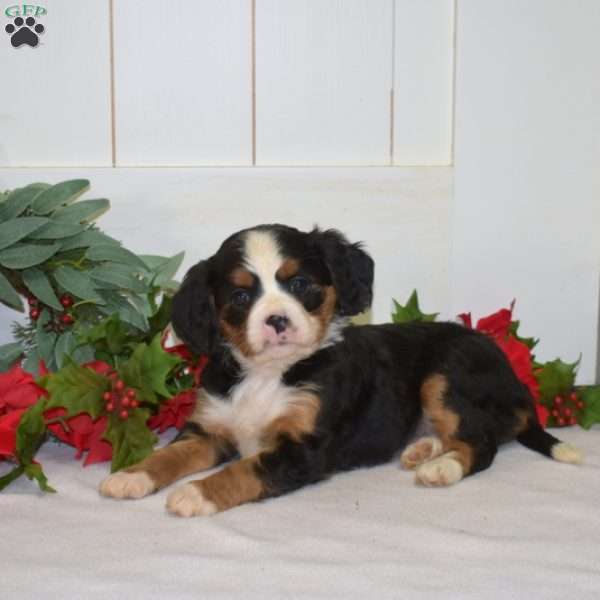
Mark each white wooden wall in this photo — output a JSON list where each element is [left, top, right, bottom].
[[0, 0, 454, 167]]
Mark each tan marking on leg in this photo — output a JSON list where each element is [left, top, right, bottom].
[[446, 440, 474, 474], [513, 409, 530, 436], [400, 436, 443, 470]]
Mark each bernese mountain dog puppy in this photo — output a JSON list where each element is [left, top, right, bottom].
[[100, 224, 583, 516]]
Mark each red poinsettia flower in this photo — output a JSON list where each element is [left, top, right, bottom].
[[148, 389, 198, 433], [460, 303, 548, 427]]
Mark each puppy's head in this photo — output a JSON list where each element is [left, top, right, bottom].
[[171, 225, 373, 368]]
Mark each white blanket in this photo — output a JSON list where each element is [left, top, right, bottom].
[[2, 427, 599, 599]]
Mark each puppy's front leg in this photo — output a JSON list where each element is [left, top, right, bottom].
[[166, 436, 325, 517], [100, 424, 234, 500]]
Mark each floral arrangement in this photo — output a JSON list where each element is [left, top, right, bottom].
[[0, 180, 204, 492]]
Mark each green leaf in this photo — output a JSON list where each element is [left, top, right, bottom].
[[0, 464, 26, 491], [0, 270, 23, 311], [21, 267, 62, 310], [27, 219, 87, 240], [149, 251, 185, 286], [71, 343, 96, 364], [36, 309, 57, 371], [578, 386, 600, 430], [24, 463, 56, 493], [86, 244, 149, 272], [43, 358, 111, 417], [77, 314, 131, 356], [0, 183, 49, 221], [31, 179, 90, 215], [104, 407, 157, 473], [21, 347, 41, 375], [97, 291, 149, 331], [0, 342, 24, 371], [148, 294, 173, 336], [54, 330, 76, 369], [391, 290, 438, 324], [90, 264, 148, 293], [508, 320, 539, 350], [0, 242, 61, 269], [0, 216, 50, 250], [118, 335, 181, 404], [535, 357, 580, 405], [53, 198, 110, 223], [15, 398, 48, 465], [53, 265, 105, 304], [60, 230, 121, 252]]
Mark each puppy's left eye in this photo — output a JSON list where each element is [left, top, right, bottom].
[[288, 276, 309, 295], [231, 289, 251, 306]]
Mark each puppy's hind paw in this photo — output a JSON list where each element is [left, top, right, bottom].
[[166, 483, 218, 518]]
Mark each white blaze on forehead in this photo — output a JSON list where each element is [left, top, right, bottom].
[[243, 230, 283, 290]]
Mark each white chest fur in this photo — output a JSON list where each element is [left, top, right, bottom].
[[199, 371, 298, 457]]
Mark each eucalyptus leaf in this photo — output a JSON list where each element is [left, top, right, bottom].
[[0, 217, 49, 250], [22, 347, 41, 375], [97, 291, 149, 331], [0, 270, 23, 310], [90, 264, 148, 293], [86, 244, 149, 272], [0, 242, 61, 269], [71, 343, 95, 364], [0, 342, 23, 371], [60, 230, 121, 252], [21, 267, 62, 310], [54, 330, 76, 369], [0, 183, 49, 221], [146, 251, 185, 286], [54, 199, 110, 223], [27, 219, 87, 240], [53, 266, 105, 304], [36, 310, 57, 370], [31, 179, 90, 215]]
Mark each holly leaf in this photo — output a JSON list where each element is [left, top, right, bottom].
[[103, 407, 157, 472], [118, 335, 182, 404], [0, 464, 25, 491], [535, 357, 580, 405], [578, 386, 600, 430], [391, 290, 438, 324], [43, 358, 111, 417], [15, 398, 48, 465], [508, 320, 539, 350]]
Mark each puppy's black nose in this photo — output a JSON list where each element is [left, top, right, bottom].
[[266, 315, 289, 334]]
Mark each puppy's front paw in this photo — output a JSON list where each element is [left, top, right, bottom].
[[99, 471, 155, 499], [166, 483, 218, 518], [415, 454, 463, 487], [400, 436, 443, 470]]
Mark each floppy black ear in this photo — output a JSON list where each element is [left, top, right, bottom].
[[170, 260, 219, 355], [310, 228, 374, 316]]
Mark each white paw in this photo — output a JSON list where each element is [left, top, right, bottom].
[[415, 453, 463, 487], [400, 436, 443, 470], [551, 442, 584, 465], [99, 471, 155, 499], [166, 483, 218, 518]]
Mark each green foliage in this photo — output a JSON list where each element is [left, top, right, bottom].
[[0, 179, 184, 374], [535, 357, 580, 405], [578, 386, 600, 430], [391, 290, 438, 324]]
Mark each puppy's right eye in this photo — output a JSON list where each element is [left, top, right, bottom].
[[231, 289, 251, 306]]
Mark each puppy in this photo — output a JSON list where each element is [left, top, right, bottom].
[[100, 225, 582, 517]]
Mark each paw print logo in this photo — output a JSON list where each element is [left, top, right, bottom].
[[5, 16, 45, 48]]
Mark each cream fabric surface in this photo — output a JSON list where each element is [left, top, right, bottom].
[[2, 427, 599, 599]]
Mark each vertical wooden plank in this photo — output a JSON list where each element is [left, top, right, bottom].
[[0, 0, 111, 166], [113, 0, 252, 166], [393, 0, 454, 165], [256, 0, 393, 165]]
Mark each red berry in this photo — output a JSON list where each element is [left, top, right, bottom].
[[130, 399, 139, 409], [119, 409, 129, 420], [106, 402, 114, 412], [553, 395, 563, 406], [102, 392, 112, 401], [121, 397, 131, 408], [570, 391, 578, 401], [563, 407, 572, 417], [60, 294, 74, 308], [569, 416, 577, 426], [557, 417, 566, 427], [27, 297, 38, 307], [114, 379, 125, 392], [60, 313, 75, 325], [576, 401, 584, 410], [126, 389, 136, 399], [551, 409, 560, 418], [30, 308, 40, 320]]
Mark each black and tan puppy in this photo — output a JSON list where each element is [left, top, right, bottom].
[[100, 225, 582, 516]]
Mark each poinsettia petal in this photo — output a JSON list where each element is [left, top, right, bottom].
[[476, 307, 513, 337], [535, 403, 549, 428], [83, 361, 113, 376], [458, 313, 472, 328], [0, 408, 27, 457]]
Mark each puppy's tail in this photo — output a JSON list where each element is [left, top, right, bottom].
[[516, 421, 584, 464]]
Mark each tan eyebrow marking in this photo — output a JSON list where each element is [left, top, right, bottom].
[[230, 268, 254, 287], [276, 258, 300, 280]]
